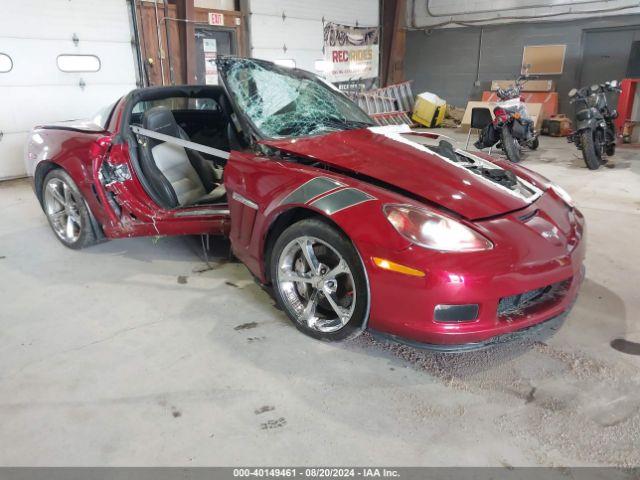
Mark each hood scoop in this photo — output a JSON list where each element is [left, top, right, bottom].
[[422, 137, 538, 200], [477, 168, 518, 189]]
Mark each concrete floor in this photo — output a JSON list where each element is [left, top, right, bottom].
[[0, 132, 639, 467]]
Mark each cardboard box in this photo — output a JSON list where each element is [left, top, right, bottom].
[[459, 101, 544, 132], [482, 91, 558, 118], [491, 79, 555, 92]]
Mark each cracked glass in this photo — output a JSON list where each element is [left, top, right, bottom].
[[219, 58, 373, 139]]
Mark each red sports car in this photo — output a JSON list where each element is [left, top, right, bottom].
[[25, 57, 585, 351]]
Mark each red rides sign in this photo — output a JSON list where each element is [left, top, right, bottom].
[[322, 22, 379, 89], [331, 49, 374, 63]]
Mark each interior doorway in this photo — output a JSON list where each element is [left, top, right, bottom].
[[195, 26, 237, 85]]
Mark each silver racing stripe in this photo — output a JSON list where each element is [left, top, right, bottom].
[[310, 188, 375, 215], [280, 176, 344, 206]]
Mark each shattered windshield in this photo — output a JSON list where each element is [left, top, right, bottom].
[[221, 58, 374, 139]]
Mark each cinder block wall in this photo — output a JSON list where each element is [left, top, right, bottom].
[[405, 14, 640, 115]]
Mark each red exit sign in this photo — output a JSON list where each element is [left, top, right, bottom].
[[208, 12, 224, 26]]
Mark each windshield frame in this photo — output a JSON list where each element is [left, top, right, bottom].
[[216, 57, 375, 142]]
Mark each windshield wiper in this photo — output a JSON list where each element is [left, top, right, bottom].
[[343, 120, 374, 128], [321, 118, 373, 131]]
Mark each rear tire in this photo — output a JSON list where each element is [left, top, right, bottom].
[[528, 136, 539, 150], [42, 169, 97, 249], [581, 130, 602, 170], [501, 127, 521, 163], [270, 218, 369, 342]]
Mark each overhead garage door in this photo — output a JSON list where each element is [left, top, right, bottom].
[[0, 0, 137, 180], [248, 0, 379, 73]]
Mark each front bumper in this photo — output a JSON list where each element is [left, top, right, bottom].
[[362, 194, 586, 346], [369, 296, 575, 353]]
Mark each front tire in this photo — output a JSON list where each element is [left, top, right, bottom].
[[270, 218, 369, 342], [581, 130, 602, 170], [605, 140, 616, 157], [42, 169, 97, 249], [501, 127, 522, 163]]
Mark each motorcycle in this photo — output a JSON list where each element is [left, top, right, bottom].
[[475, 74, 539, 163], [567, 80, 621, 170]]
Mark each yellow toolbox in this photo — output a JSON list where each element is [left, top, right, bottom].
[[412, 92, 447, 127]]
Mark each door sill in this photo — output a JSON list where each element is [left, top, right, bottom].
[[173, 206, 230, 217]]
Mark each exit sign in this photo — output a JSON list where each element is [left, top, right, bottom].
[[208, 12, 224, 26]]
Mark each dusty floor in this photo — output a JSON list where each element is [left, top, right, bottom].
[[0, 131, 639, 466]]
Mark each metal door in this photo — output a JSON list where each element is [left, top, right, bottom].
[[195, 27, 237, 86], [580, 27, 640, 87]]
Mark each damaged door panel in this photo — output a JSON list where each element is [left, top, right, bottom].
[[100, 161, 131, 185], [95, 129, 230, 238]]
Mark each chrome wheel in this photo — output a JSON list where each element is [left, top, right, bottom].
[[43, 178, 82, 243], [276, 236, 356, 333]]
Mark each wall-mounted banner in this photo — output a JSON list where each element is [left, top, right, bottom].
[[322, 22, 379, 91]]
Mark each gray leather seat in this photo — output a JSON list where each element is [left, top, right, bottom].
[[139, 106, 225, 209]]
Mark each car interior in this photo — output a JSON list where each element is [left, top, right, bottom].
[[127, 87, 247, 210]]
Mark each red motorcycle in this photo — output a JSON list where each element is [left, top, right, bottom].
[[475, 74, 539, 163]]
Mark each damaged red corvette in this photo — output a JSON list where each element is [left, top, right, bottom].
[[25, 57, 585, 351]]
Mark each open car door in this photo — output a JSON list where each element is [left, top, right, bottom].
[[94, 93, 233, 239]]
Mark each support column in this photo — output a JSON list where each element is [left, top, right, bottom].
[[381, 0, 406, 87], [176, 0, 197, 84]]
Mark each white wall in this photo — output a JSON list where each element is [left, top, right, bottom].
[[248, 0, 379, 73], [409, 0, 640, 28], [0, 0, 137, 179]]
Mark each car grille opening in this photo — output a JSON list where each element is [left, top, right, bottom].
[[498, 278, 572, 320]]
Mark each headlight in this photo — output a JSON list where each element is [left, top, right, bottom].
[[383, 204, 493, 252], [550, 184, 574, 208]]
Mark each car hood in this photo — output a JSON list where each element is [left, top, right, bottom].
[[261, 125, 547, 220]]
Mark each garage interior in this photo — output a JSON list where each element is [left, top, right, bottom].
[[1, 0, 640, 472]]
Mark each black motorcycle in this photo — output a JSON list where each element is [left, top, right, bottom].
[[567, 80, 621, 170]]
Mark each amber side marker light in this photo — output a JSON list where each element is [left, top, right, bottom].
[[372, 257, 425, 277]]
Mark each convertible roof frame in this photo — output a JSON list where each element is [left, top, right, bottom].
[[117, 84, 227, 143], [114, 85, 230, 209]]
